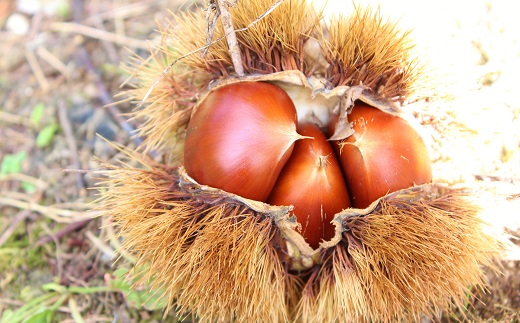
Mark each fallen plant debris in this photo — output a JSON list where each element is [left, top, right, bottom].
[[0, 0, 519, 322]]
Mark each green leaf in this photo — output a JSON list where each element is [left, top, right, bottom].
[[42, 282, 67, 294], [68, 297, 85, 323], [110, 268, 132, 291], [101, 63, 120, 75], [0, 309, 14, 323], [142, 290, 167, 310], [56, 0, 70, 19], [36, 124, 59, 148], [109, 266, 167, 310], [113, 267, 129, 278], [0, 151, 26, 175], [3, 292, 57, 323], [21, 181, 36, 193], [124, 290, 143, 308], [24, 309, 54, 323], [67, 286, 113, 294], [30, 103, 45, 126]]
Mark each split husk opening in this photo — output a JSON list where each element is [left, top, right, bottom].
[[99, 0, 504, 321], [99, 152, 500, 321]]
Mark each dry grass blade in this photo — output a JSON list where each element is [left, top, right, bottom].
[[0, 194, 97, 223], [25, 49, 50, 93], [0, 210, 32, 247], [49, 22, 149, 49]]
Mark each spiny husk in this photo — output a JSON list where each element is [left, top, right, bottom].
[[337, 192, 497, 321], [100, 0, 503, 321], [322, 6, 421, 101], [120, 0, 320, 155], [167, 0, 321, 76], [98, 153, 289, 321], [122, 0, 424, 156], [99, 149, 500, 321], [293, 189, 500, 322]]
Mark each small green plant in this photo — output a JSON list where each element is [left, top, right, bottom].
[[0, 267, 168, 323], [35, 124, 60, 149], [0, 152, 26, 175], [110, 267, 167, 311], [30, 103, 45, 126], [29, 102, 60, 148], [0, 151, 35, 192]]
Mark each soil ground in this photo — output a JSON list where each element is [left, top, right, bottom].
[[0, 0, 518, 322]]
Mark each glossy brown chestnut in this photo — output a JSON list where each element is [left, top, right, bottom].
[[267, 123, 351, 248], [330, 102, 432, 208], [184, 82, 302, 201]]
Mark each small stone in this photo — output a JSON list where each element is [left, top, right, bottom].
[[5, 13, 29, 35]]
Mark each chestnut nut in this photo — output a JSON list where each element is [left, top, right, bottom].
[[184, 82, 432, 248]]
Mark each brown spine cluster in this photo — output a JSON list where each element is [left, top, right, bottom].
[[98, 1, 502, 321]]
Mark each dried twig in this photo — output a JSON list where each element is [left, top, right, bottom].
[[104, 219, 135, 262], [58, 101, 86, 191], [0, 111, 39, 129], [76, 48, 144, 148], [0, 195, 97, 223], [86, 230, 116, 259], [0, 173, 49, 190], [69, 0, 145, 150], [36, 219, 92, 246], [474, 174, 519, 184], [0, 210, 32, 247], [507, 193, 520, 201], [25, 49, 49, 92], [215, 0, 244, 76], [84, 1, 156, 23], [203, 1, 220, 57], [40, 221, 64, 282], [36, 46, 70, 77], [49, 22, 149, 50], [90, 17, 119, 63]]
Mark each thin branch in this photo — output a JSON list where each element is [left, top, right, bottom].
[[76, 47, 144, 148], [85, 230, 116, 259], [36, 46, 70, 77], [0, 173, 49, 190], [216, 0, 244, 76], [0, 195, 97, 223], [84, 1, 156, 24], [0, 210, 32, 247], [58, 101, 86, 191], [40, 221, 64, 282], [69, 3, 146, 150], [36, 219, 91, 247], [49, 22, 149, 49], [25, 49, 49, 93], [0, 111, 39, 129], [202, 1, 220, 57]]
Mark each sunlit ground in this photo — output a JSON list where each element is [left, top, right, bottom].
[[323, 0, 520, 232], [1, 0, 519, 321]]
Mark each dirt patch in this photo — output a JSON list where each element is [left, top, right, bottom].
[[0, 0, 518, 321]]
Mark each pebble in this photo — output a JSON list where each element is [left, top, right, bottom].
[[5, 13, 29, 35], [17, 0, 66, 16]]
